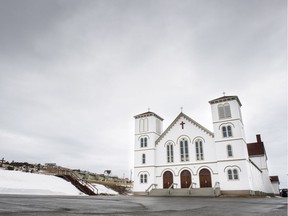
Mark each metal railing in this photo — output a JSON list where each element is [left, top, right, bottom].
[[168, 183, 177, 194], [57, 169, 98, 195], [188, 182, 196, 194], [213, 181, 220, 197], [145, 183, 158, 193]]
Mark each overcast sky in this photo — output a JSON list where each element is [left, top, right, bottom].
[[0, 0, 286, 186]]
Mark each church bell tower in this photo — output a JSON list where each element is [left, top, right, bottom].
[[133, 111, 163, 193], [209, 95, 249, 160]]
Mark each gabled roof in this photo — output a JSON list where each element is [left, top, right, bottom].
[[155, 112, 214, 144], [209, 95, 242, 107], [134, 111, 164, 121], [247, 134, 266, 157]]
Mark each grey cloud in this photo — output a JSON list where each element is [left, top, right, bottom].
[[0, 0, 286, 183]]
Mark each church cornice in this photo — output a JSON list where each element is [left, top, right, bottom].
[[134, 111, 164, 121], [155, 112, 214, 145], [209, 95, 242, 106]]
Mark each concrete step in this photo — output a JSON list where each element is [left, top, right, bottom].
[[170, 188, 190, 196], [148, 189, 169, 196], [189, 188, 215, 197], [149, 188, 217, 197]]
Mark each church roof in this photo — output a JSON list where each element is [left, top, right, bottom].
[[209, 95, 242, 106], [270, 176, 280, 183], [247, 134, 266, 156], [155, 112, 214, 144], [134, 111, 164, 121]]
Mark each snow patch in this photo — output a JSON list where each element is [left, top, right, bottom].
[[0, 169, 118, 196]]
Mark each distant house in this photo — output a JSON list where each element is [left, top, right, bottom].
[[45, 163, 57, 167], [133, 95, 279, 196]]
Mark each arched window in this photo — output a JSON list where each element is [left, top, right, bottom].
[[144, 137, 147, 147], [227, 145, 233, 157], [218, 103, 232, 119], [233, 169, 239, 180], [222, 126, 227, 137], [222, 126, 232, 138], [227, 169, 239, 180], [180, 138, 189, 162], [140, 137, 147, 148], [167, 143, 174, 163], [140, 118, 149, 132], [227, 126, 232, 137], [142, 154, 146, 164], [143, 118, 148, 131], [227, 169, 233, 180], [139, 119, 144, 132], [140, 174, 147, 183], [195, 140, 204, 160]]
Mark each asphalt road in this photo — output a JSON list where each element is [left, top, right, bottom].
[[0, 194, 286, 215]]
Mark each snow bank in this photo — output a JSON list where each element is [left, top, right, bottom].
[[0, 169, 83, 195], [92, 183, 118, 195], [0, 169, 119, 196]]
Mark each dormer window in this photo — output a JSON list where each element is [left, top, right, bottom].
[[218, 103, 231, 119]]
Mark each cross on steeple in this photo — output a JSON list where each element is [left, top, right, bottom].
[[180, 121, 185, 129]]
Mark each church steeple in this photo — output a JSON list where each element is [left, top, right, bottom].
[[209, 95, 248, 159], [134, 111, 163, 135]]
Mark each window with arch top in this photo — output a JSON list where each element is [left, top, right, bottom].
[[140, 174, 147, 183], [227, 145, 233, 157], [180, 138, 189, 162], [227, 169, 239, 180], [195, 140, 204, 160], [142, 154, 146, 164], [222, 125, 233, 138], [167, 143, 174, 163], [218, 103, 232, 119], [140, 137, 147, 148]]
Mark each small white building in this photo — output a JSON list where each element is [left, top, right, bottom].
[[133, 95, 278, 196]]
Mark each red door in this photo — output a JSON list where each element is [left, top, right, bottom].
[[163, 171, 173, 188], [199, 169, 212, 188], [180, 170, 192, 188]]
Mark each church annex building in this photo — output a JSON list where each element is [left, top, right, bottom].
[[133, 95, 280, 196]]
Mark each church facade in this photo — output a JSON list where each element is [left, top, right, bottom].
[[133, 95, 279, 196]]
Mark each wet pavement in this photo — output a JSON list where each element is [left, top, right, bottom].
[[0, 194, 287, 215]]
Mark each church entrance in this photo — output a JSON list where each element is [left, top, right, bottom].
[[163, 171, 173, 189], [180, 170, 191, 188], [199, 168, 212, 188]]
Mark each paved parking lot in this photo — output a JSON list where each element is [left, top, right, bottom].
[[0, 194, 286, 215]]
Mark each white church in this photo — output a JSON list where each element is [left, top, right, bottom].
[[133, 95, 280, 196]]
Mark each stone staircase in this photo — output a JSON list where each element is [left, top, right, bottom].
[[148, 188, 218, 197]]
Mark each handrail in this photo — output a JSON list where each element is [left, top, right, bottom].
[[168, 183, 177, 190], [188, 183, 197, 194], [213, 181, 220, 197], [188, 182, 196, 190], [57, 169, 98, 195], [213, 181, 220, 189], [145, 183, 157, 192], [168, 183, 177, 194], [70, 171, 98, 195]]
